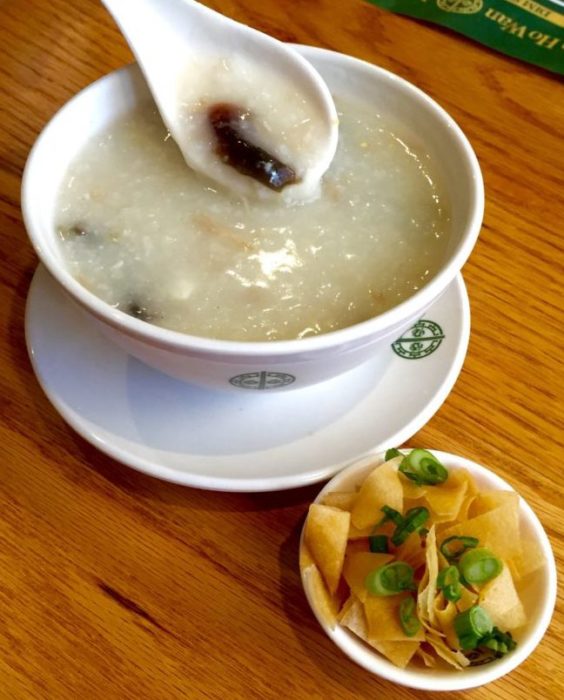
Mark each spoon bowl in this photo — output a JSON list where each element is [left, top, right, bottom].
[[101, 0, 339, 200]]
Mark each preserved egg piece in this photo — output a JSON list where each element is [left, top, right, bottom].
[[58, 222, 94, 241], [208, 103, 297, 191], [124, 300, 155, 322]]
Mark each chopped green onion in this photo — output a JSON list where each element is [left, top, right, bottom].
[[391, 507, 429, 546], [440, 535, 479, 562], [459, 548, 503, 585], [365, 561, 416, 596], [466, 628, 517, 664], [454, 606, 493, 650], [399, 596, 421, 637], [398, 449, 448, 486], [437, 565, 462, 602], [419, 528, 429, 538], [385, 447, 402, 461], [369, 535, 389, 553], [478, 627, 516, 656], [378, 505, 404, 527]]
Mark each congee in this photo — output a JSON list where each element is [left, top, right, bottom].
[[56, 95, 451, 342]]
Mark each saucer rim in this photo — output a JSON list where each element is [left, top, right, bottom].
[[25, 266, 470, 492]]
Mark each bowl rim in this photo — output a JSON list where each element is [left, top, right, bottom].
[[299, 449, 557, 691], [21, 45, 484, 358]]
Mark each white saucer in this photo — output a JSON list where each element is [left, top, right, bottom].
[[26, 266, 470, 492]]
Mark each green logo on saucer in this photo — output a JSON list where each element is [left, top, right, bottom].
[[392, 320, 445, 359], [229, 371, 296, 390]]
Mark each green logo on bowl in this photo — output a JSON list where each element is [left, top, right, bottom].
[[229, 371, 296, 390], [392, 320, 445, 359]]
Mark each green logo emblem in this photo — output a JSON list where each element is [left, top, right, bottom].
[[392, 320, 445, 359], [437, 0, 483, 14], [229, 371, 296, 390]]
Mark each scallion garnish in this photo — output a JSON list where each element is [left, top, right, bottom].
[[378, 505, 404, 527], [440, 535, 479, 562], [454, 605, 493, 650], [399, 596, 421, 637], [398, 449, 448, 486], [465, 627, 517, 664], [365, 561, 416, 596], [369, 535, 389, 553], [437, 565, 462, 602], [459, 548, 503, 585], [478, 627, 517, 656], [385, 447, 402, 461], [390, 507, 429, 546]]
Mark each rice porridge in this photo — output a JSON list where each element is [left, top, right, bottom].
[[56, 96, 451, 342]]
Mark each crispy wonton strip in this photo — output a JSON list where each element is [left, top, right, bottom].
[[323, 491, 357, 511], [468, 490, 519, 519], [508, 538, 546, 581], [478, 562, 527, 630], [343, 552, 394, 602], [456, 585, 478, 613], [425, 631, 470, 669], [365, 594, 426, 643], [433, 594, 460, 650], [373, 640, 421, 669], [439, 502, 522, 562], [415, 646, 437, 667], [417, 526, 439, 627], [395, 531, 426, 571], [350, 458, 403, 529], [304, 504, 350, 595], [302, 564, 338, 629], [424, 470, 468, 522]]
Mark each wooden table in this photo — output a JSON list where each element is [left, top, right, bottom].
[[1, 0, 562, 697]]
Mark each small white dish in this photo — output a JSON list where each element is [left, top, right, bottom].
[[300, 451, 557, 691], [26, 266, 469, 492]]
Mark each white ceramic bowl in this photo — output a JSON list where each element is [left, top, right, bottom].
[[22, 46, 484, 392], [300, 450, 557, 691]]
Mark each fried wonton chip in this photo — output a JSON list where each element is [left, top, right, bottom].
[[395, 531, 426, 571], [299, 543, 315, 570], [348, 524, 376, 540], [425, 630, 470, 669], [343, 552, 394, 602], [417, 526, 439, 626], [365, 594, 426, 643], [323, 491, 357, 511], [439, 502, 522, 562], [479, 563, 527, 630], [373, 640, 421, 669], [304, 504, 350, 595], [509, 538, 546, 581], [398, 473, 428, 500], [455, 493, 475, 524], [433, 595, 459, 649], [415, 645, 437, 667], [351, 458, 403, 529], [468, 490, 520, 519], [302, 563, 338, 629], [339, 595, 421, 668], [423, 469, 469, 522], [339, 595, 367, 636], [456, 585, 478, 613]]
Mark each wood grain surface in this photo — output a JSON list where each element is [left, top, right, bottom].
[[1, 0, 563, 698]]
